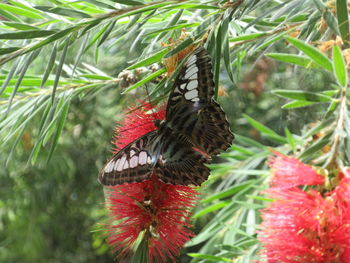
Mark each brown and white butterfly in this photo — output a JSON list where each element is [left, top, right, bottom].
[[99, 47, 234, 186]]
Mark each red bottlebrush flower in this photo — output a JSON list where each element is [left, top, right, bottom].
[[258, 169, 350, 262], [103, 102, 199, 262], [268, 151, 324, 189], [106, 176, 198, 262]]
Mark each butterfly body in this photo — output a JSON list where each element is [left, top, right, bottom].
[[99, 47, 233, 186]]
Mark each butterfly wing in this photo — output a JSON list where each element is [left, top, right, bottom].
[[155, 132, 210, 186], [166, 47, 234, 156], [98, 131, 158, 186], [99, 129, 209, 186]]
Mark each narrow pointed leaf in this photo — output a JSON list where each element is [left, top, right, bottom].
[[273, 89, 332, 102], [336, 0, 350, 47], [0, 30, 56, 39], [52, 38, 69, 103], [41, 44, 57, 88], [3, 21, 38, 30], [332, 45, 347, 87], [127, 49, 167, 69], [266, 53, 313, 68], [286, 36, 333, 71], [6, 50, 41, 114], [122, 68, 166, 94], [47, 98, 70, 163], [34, 6, 91, 18], [243, 114, 287, 143], [0, 3, 44, 19], [282, 100, 316, 109], [0, 47, 20, 55]]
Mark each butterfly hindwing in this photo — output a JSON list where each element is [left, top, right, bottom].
[[166, 47, 234, 155], [98, 131, 157, 185], [155, 133, 210, 186]]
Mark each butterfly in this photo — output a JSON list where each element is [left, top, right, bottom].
[[99, 47, 234, 186]]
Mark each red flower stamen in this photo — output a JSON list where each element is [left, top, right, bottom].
[[268, 151, 324, 189]]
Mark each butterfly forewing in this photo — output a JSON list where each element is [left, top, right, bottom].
[[98, 131, 158, 185], [166, 47, 234, 155]]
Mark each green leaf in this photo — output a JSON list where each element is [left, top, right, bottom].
[[230, 32, 267, 42], [299, 135, 331, 159], [243, 114, 287, 143], [313, 0, 339, 35], [222, 21, 233, 82], [41, 44, 57, 88], [285, 127, 296, 153], [336, 0, 350, 47], [84, 0, 116, 9], [72, 33, 90, 77], [112, 0, 144, 5], [0, 8, 22, 22], [202, 180, 256, 203], [332, 45, 347, 87], [34, 6, 91, 18], [266, 53, 313, 68], [84, 22, 111, 53], [193, 201, 230, 218], [230, 145, 254, 156], [122, 68, 166, 94], [97, 20, 116, 47], [188, 253, 231, 262], [52, 38, 69, 103], [6, 50, 41, 114], [0, 47, 20, 55], [127, 49, 167, 70], [0, 3, 44, 19], [0, 30, 56, 39], [29, 100, 52, 164], [286, 36, 333, 71], [164, 3, 220, 10], [235, 134, 265, 149], [282, 100, 316, 109], [26, 26, 79, 54], [0, 58, 20, 96], [3, 21, 39, 30], [118, 2, 172, 18], [273, 89, 332, 102], [214, 23, 223, 99], [47, 98, 70, 163], [255, 31, 287, 51]]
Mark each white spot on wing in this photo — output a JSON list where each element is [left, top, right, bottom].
[[179, 83, 186, 90], [187, 80, 198, 90], [185, 66, 198, 80], [113, 159, 120, 171], [130, 156, 138, 168], [191, 98, 200, 102], [123, 161, 129, 169], [185, 89, 199, 100], [187, 55, 196, 65], [117, 155, 126, 171], [147, 156, 152, 164], [139, 151, 148, 165], [105, 161, 114, 173], [130, 150, 136, 157]]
